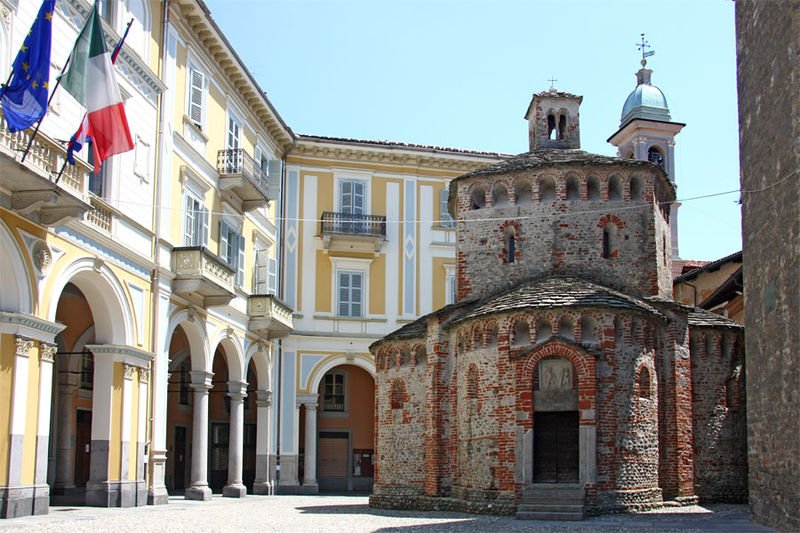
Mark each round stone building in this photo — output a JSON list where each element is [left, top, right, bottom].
[[369, 75, 746, 518]]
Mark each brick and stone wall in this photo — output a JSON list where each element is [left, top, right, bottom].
[[736, 1, 800, 531], [453, 166, 672, 302], [689, 328, 747, 503]]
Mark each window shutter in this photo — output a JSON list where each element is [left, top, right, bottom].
[[268, 256, 277, 294], [219, 220, 230, 262], [338, 272, 349, 316], [200, 206, 209, 247], [189, 69, 204, 126], [340, 181, 352, 213], [237, 233, 245, 286], [254, 248, 269, 294], [184, 195, 195, 246], [353, 181, 365, 215], [267, 159, 283, 200]]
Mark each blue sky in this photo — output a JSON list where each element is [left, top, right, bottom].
[[204, 0, 742, 261]]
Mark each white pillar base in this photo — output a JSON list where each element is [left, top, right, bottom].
[[222, 483, 247, 498]]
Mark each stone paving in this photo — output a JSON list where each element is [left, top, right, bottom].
[[0, 495, 775, 533]]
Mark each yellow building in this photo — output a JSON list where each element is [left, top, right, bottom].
[[1, 0, 162, 517], [278, 136, 504, 492]]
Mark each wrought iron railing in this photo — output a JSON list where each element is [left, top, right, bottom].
[[320, 211, 387, 237], [216, 149, 269, 199]]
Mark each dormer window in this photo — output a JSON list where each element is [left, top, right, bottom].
[[648, 146, 665, 168]]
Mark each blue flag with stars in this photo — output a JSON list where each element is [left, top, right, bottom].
[[0, 0, 55, 132]]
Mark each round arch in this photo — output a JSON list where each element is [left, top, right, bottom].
[[165, 309, 210, 373], [307, 354, 376, 396], [46, 258, 133, 345], [209, 329, 245, 384], [244, 341, 272, 390], [0, 220, 33, 314]]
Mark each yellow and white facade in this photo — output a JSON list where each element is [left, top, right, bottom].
[[1, 0, 162, 517], [277, 137, 504, 492]]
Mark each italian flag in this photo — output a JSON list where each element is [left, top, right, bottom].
[[60, 3, 133, 171]]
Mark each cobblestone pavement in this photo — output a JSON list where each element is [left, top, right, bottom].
[[0, 495, 775, 533]]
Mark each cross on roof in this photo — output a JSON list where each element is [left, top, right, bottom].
[[637, 33, 655, 65], [548, 76, 557, 89]]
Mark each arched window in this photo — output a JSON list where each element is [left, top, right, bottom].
[[505, 226, 517, 263], [515, 179, 532, 204], [648, 146, 665, 168], [471, 187, 486, 209], [608, 176, 623, 201], [580, 315, 597, 344], [602, 223, 618, 259], [629, 177, 643, 201], [539, 177, 556, 201], [492, 183, 509, 207], [547, 113, 557, 140], [485, 322, 498, 348], [639, 367, 651, 398], [535, 319, 552, 342], [566, 175, 580, 200], [558, 114, 567, 140], [587, 176, 601, 201], [558, 316, 574, 340]]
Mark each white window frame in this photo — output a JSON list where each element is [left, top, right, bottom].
[[321, 370, 348, 415], [337, 270, 364, 318], [219, 216, 245, 287], [329, 256, 372, 319], [226, 111, 242, 151], [440, 186, 455, 228], [334, 174, 371, 215], [183, 191, 208, 247], [186, 63, 207, 129], [444, 264, 456, 305]]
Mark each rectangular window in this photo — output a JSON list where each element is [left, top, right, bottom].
[[254, 247, 269, 294], [440, 188, 455, 227], [220, 220, 245, 286], [323, 373, 345, 412], [227, 116, 241, 151], [339, 179, 365, 215], [446, 268, 456, 305], [183, 194, 209, 247], [188, 67, 205, 128], [337, 271, 363, 317]]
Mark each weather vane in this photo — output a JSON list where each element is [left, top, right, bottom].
[[637, 33, 655, 66], [548, 76, 558, 90]]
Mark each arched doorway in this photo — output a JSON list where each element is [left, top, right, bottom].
[[532, 357, 579, 483], [165, 325, 193, 494], [208, 345, 231, 493], [48, 284, 96, 504], [243, 364, 257, 493], [311, 364, 375, 492]]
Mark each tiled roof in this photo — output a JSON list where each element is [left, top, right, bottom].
[[371, 298, 479, 347], [453, 148, 670, 186], [296, 134, 510, 159], [687, 308, 743, 329], [674, 251, 743, 283], [453, 276, 666, 324]]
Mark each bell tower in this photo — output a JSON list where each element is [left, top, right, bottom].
[[608, 36, 685, 267], [525, 82, 583, 151]]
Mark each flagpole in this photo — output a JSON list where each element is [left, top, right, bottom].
[[54, 18, 134, 183], [19, 54, 70, 164]]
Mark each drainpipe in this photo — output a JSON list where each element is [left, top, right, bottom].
[[147, 0, 170, 503]]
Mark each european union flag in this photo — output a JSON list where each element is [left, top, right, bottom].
[[0, 0, 55, 132]]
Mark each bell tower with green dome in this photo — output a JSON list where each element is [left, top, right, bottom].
[[608, 37, 685, 269]]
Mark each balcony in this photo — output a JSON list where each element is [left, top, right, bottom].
[[320, 211, 387, 252], [217, 149, 271, 211], [247, 294, 294, 339], [0, 112, 91, 226], [171, 246, 236, 307]]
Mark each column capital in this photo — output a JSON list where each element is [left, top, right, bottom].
[[139, 368, 150, 383], [40, 343, 57, 363], [305, 403, 319, 412], [123, 363, 138, 381], [227, 380, 247, 401], [15, 336, 34, 357], [256, 389, 272, 408], [296, 393, 318, 408], [189, 370, 214, 390]]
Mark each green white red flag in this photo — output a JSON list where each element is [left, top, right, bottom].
[[59, 3, 133, 172]]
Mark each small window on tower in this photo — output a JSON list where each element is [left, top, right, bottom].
[[471, 187, 486, 210], [602, 224, 618, 259], [547, 113, 557, 140], [504, 226, 517, 263], [648, 146, 665, 169], [558, 114, 567, 140]]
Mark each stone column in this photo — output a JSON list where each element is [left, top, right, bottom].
[[85, 354, 117, 507], [136, 368, 149, 506], [147, 286, 172, 506], [223, 381, 247, 498], [186, 370, 213, 501], [33, 344, 57, 515], [253, 390, 272, 495], [303, 402, 318, 489], [118, 365, 136, 507], [53, 361, 79, 493], [2, 338, 33, 518]]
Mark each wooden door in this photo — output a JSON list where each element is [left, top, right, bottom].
[[174, 426, 187, 490], [74, 410, 92, 487], [533, 411, 579, 483]]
